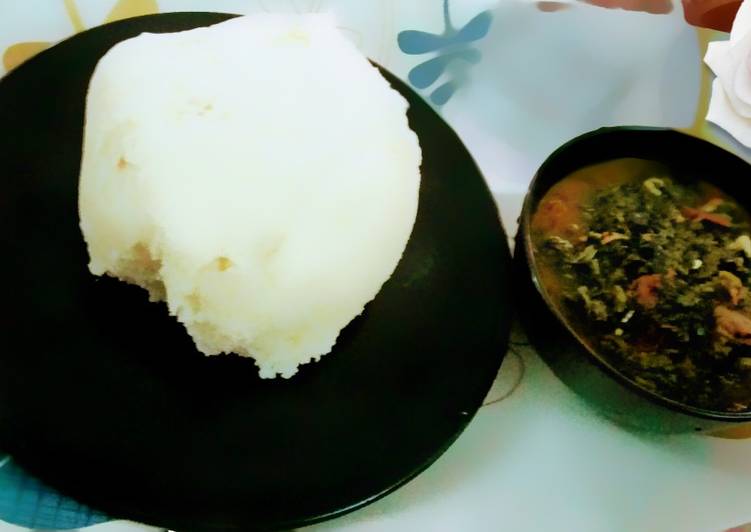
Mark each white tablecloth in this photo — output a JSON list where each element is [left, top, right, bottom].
[[1, 1, 750, 531]]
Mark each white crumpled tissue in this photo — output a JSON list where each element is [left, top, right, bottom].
[[705, 0, 751, 146]]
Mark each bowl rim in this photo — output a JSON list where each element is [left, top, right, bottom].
[[521, 125, 751, 422]]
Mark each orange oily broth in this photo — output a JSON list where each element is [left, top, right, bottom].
[[531, 158, 650, 304]]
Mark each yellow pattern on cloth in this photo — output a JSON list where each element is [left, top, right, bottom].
[[2, 0, 159, 72]]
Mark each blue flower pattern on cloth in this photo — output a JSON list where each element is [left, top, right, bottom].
[[0, 454, 107, 529], [398, 0, 491, 105]]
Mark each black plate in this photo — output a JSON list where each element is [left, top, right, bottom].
[[0, 12, 511, 531]]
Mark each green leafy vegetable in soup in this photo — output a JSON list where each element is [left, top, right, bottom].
[[532, 158, 751, 413]]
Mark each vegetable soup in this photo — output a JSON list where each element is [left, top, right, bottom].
[[531, 158, 751, 412]]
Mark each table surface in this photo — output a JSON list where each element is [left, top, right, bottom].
[[1, 1, 751, 532]]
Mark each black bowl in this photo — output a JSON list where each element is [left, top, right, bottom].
[[516, 126, 751, 433]]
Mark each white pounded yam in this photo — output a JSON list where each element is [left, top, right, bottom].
[[78, 14, 422, 378]]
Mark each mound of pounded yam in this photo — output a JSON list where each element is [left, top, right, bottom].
[[78, 14, 422, 378]]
